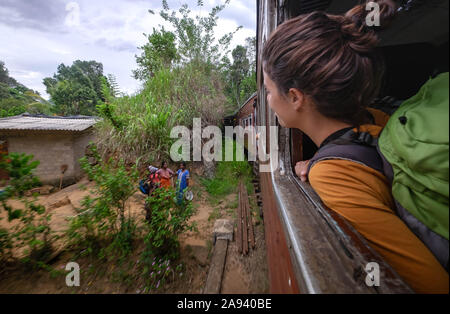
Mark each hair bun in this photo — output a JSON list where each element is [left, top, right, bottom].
[[340, 0, 398, 52], [338, 16, 377, 53], [345, 0, 398, 32]]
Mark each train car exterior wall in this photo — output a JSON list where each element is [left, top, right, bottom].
[[237, 93, 257, 128]]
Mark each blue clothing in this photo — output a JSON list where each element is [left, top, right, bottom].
[[176, 169, 189, 202], [139, 179, 149, 195]]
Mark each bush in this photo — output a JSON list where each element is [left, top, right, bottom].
[[142, 187, 194, 260], [66, 144, 140, 260], [0, 152, 40, 197], [12, 201, 53, 265], [141, 187, 194, 290], [0, 152, 53, 266], [95, 62, 227, 164], [201, 138, 253, 198]]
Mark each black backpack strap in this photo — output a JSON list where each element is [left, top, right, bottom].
[[306, 129, 384, 177], [306, 128, 450, 272]]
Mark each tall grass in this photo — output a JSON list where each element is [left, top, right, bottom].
[[201, 137, 253, 199], [95, 62, 227, 163]]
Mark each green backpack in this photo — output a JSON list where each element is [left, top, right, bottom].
[[307, 72, 449, 271], [379, 72, 449, 269]]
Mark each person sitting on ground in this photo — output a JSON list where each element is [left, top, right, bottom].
[[156, 161, 174, 190], [262, 0, 448, 293], [139, 166, 158, 195], [175, 161, 189, 204], [144, 166, 160, 223], [147, 166, 160, 195]]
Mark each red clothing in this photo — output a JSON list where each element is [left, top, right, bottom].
[[157, 168, 174, 189], [149, 173, 160, 185]]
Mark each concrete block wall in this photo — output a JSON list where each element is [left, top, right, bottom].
[[5, 131, 95, 186]]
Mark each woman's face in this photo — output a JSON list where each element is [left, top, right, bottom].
[[263, 71, 297, 128]]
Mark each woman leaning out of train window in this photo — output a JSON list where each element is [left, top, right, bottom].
[[262, 0, 448, 293]]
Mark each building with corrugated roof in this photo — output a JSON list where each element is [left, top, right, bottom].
[[0, 113, 99, 186]]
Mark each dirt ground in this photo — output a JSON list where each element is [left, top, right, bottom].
[[221, 222, 268, 294], [0, 172, 269, 294]]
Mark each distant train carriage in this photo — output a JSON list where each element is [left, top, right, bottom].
[[223, 92, 257, 128], [255, 0, 448, 293], [237, 92, 257, 129], [224, 92, 257, 153]]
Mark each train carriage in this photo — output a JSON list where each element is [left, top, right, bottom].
[[254, 0, 448, 293]]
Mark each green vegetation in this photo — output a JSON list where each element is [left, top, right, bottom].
[[0, 0, 258, 292], [96, 0, 246, 163], [158, 0, 239, 66], [0, 153, 41, 197], [97, 62, 227, 162], [201, 138, 253, 203], [222, 37, 257, 110], [141, 187, 194, 291], [133, 28, 179, 81], [143, 187, 194, 259], [67, 145, 140, 259], [0, 147, 193, 291], [0, 61, 52, 117], [43, 60, 109, 116], [0, 153, 54, 267]]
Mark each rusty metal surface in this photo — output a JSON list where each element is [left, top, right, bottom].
[[239, 181, 256, 251], [260, 170, 301, 294], [244, 185, 256, 249], [237, 182, 243, 254], [242, 182, 249, 255]]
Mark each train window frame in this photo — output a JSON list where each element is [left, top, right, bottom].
[[253, 0, 446, 294]]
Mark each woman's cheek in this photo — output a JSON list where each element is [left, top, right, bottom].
[[267, 94, 277, 111], [275, 113, 287, 127]]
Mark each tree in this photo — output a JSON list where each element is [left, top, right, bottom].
[[230, 45, 250, 106], [97, 76, 124, 131], [133, 28, 179, 81], [0, 61, 9, 84], [245, 36, 256, 72], [158, 0, 240, 66], [0, 98, 26, 118], [106, 74, 121, 98], [0, 61, 53, 117], [43, 60, 106, 116], [223, 44, 253, 107], [240, 37, 257, 104], [240, 72, 256, 103], [221, 36, 257, 109]]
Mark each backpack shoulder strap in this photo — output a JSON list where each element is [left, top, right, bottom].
[[306, 129, 384, 177], [306, 128, 450, 271]]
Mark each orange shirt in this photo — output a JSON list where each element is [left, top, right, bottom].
[[309, 110, 449, 293], [160, 177, 171, 189], [157, 168, 174, 189]]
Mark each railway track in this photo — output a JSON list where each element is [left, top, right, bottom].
[[237, 181, 257, 255]]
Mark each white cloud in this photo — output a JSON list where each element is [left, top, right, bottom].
[[0, 0, 256, 99]]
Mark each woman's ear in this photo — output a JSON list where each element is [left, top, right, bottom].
[[288, 88, 305, 112]]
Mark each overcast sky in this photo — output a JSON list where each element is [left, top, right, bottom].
[[0, 0, 256, 99]]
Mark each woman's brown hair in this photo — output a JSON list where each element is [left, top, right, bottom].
[[262, 0, 398, 125]]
